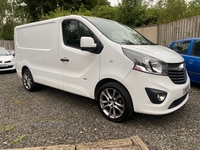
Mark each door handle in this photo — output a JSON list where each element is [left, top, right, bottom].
[[60, 58, 69, 62]]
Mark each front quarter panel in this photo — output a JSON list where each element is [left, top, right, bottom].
[[99, 35, 133, 82]]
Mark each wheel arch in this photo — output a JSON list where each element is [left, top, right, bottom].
[[21, 66, 30, 75], [94, 78, 132, 101], [21, 66, 38, 91]]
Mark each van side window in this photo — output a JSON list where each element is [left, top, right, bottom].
[[62, 20, 94, 48], [172, 41, 190, 54], [62, 20, 79, 48], [192, 40, 200, 57]]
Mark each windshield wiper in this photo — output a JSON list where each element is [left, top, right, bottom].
[[122, 40, 136, 45]]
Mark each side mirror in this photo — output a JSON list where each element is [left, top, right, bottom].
[[80, 37, 97, 52]]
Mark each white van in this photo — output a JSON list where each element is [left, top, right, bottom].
[[14, 15, 190, 122]]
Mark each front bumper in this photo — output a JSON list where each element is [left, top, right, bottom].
[[122, 70, 190, 115], [0, 62, 16, 71]]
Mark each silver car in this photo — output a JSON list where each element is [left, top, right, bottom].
[[0, 47, 15, 72]]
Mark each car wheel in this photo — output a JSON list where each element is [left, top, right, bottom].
[[97, 82, 133, 122], [22, 69, 37, 91]]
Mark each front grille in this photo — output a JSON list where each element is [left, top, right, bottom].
[[5, 61, 11, 63], [168, 63, 187, 84]]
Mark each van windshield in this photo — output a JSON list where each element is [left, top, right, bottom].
[[84, 16, 153, 45]]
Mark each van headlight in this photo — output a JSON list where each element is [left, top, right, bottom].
[[123, 48, 168, 75]]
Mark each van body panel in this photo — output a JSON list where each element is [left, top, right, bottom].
[[99, 35, 134, 81], [59, 43, 100, 98], [16, 22, 56, 50], [15, 20, 62, 89]]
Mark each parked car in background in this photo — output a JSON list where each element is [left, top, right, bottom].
[[0, 47, 16, 72], [169, 38, 200, 84]]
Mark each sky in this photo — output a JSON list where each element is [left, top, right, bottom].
[[108, 0, 121, 6]]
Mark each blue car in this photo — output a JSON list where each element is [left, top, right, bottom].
[[169, 38, 200, 84]]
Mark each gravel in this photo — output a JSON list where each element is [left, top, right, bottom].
[[0, 71, 199, 150]]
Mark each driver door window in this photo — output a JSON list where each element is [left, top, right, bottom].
[[62, 20, 94, 49]]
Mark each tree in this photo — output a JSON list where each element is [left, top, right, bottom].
[[17, 0, 61, 22], [117, 0, 147, 27], [2, 20, 14, 40], [19, 0, 110, 22], [0, 0, 9, 39], [187, 0, 200, 17], [41, 5, 93, 21], [143, 7, 160, 25], [93, 5, 119, 21], [155, 0, 187, 24]]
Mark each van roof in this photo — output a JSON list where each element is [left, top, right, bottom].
[[15, 15, 84, 28]]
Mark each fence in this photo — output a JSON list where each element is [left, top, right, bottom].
[[0, 40, 14, 50], [158, 14, 200, 46], [135, 14, 200, 47]]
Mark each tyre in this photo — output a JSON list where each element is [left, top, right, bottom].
[[97, 82, 134, 122], [22, 69, 37, 91]]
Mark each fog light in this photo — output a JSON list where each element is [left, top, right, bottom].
[[157, 93, 166, 101], [145, 88, 167, 104]]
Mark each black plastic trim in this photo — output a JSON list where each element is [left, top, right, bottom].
[[145, 88, 167, 104], [168, 93, 188, 109]]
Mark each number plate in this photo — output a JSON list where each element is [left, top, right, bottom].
[[183, 85, 189, 95], [0, 64, 8, 67]]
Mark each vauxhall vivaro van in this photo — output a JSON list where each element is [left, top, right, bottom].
[[14, 15, 190, 122]]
